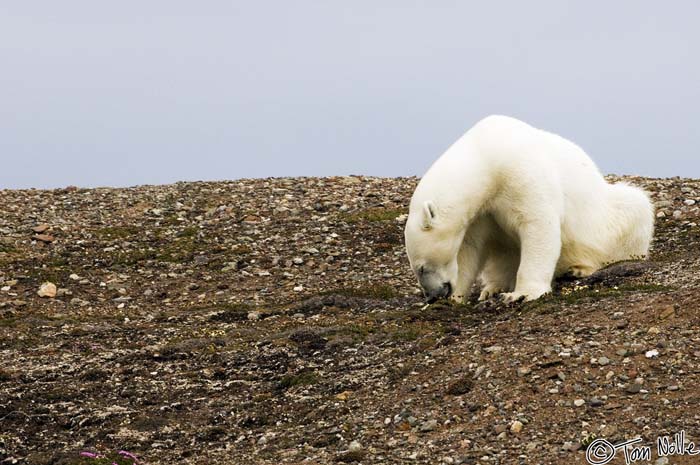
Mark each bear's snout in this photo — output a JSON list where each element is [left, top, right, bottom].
[[425, 282, 452, 303]]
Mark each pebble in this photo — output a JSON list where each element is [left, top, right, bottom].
[[37, 282, 57, 298], [573, 399, 586, 407], [598, 356, 610, 366], [247, 311, 261, 321], [645, 349, 660, 358], [510, 421, 523, 433], [420, 419, 438, 432], [484, 345, 503, 354], [32, 234, 55, 243], [348, 440, 362, 453], [684, 199, 696, 206], [625, 383, 642, 394], [516, 367, 531, 377], [659, 306, 675, 319]]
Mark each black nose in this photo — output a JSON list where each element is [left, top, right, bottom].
[[425, 282, 452, 303]]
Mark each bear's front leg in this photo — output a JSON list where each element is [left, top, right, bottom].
[[501, 218, 561, 303]]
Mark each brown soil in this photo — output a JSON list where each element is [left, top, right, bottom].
[[0, 175, 699, 465]]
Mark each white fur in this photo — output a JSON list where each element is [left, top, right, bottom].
[[404, 115, 654, 303]]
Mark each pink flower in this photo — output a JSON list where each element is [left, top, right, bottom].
[[118, 450, 139, 461], [80, 451, 99, 458]]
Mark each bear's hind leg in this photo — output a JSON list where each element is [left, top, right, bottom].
[[568, 264, 596, 278], [478, 249, 518, 301], [451, 218, 491, 303]]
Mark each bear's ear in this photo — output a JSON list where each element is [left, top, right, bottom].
[[421, 201, 436, 230]]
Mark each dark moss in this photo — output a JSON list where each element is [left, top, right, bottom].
[[340, 207, 406, 223], [322, 284, 399, 300], [94, 225, 141, 240], [392, 325, 424, 342], [110, 248, 158, 266], [207, 303, 254, 322], [0, 243, 16, 254], [0, 369, 13, 382], [180, 226, 198, 237], [446, 376, 474, 395], [276, 369, 318, 390], [289, 328, 327, 351], [336, 450, 366, 463], [525, 283, 672, 310]]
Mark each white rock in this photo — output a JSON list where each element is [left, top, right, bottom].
[[645, 349, 659, 358], [395, 213, 409, 224], [37, 282, 57, 298], [348, 440, 362, 453], [510, 420, 523, 433], [574, 399, 586, 407]]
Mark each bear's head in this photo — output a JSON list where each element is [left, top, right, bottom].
[[404, 200, 463, 303]]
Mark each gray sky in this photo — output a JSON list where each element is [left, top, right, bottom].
[[1, 1, 698, 189]]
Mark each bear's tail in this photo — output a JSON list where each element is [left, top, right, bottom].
[[605, 182, 655, 260]]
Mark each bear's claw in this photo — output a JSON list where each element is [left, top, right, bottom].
[[500, 289, 550, 303], [569, 265, 596, 278], [478, 287, 503, 301]]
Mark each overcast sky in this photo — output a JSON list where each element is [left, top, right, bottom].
[[1, 2, 698, 189]]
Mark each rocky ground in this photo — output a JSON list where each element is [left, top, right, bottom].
[[0, 175, 699, 465]]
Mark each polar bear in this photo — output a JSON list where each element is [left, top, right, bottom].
[[404, 115, 654, 303]]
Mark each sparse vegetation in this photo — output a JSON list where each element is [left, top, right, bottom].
[[0, 175, 697, 464], [340, 207, 406, 223], [322, 284, 399, 300], [93, 225, 140, 240], [277, 369, 318, 390]]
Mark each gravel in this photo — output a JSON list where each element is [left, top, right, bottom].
[[0, 175, 699, 464]]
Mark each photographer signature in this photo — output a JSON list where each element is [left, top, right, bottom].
[[586, 431, 698, 465]]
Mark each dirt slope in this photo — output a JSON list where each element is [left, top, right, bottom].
[[0, 176, 699, 465]]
